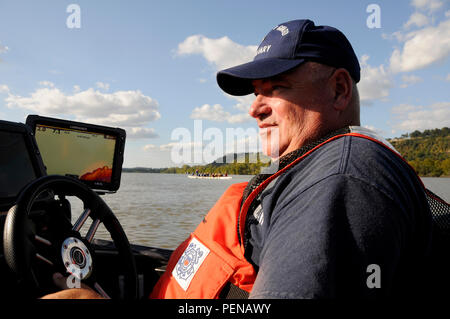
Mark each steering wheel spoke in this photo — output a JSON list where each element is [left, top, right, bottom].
[[35, 253, 54, 267], [33, 235, 55, 267], [94, 282, 111, 299], [34, 235, 52, 246], [85, 219, 101, 243], [72, 208, 91, 232]]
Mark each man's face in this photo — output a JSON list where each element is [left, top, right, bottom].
[[249, 64, 334, 158]]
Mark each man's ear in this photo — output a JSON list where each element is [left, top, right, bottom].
[[330, 68, 353, 111]]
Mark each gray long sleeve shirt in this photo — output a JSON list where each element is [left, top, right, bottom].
[[247, 135, 432, 299]]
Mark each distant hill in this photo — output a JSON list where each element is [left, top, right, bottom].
[[387, 127, 450, 177], [124, 127, 449, 177], [160, 152, 272, 176]]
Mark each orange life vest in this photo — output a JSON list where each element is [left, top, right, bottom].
[[150, 181, 255, 298], [149, 131, 429, 299]]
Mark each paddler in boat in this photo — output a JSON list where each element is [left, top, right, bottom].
[[42, 19, 433, 299]]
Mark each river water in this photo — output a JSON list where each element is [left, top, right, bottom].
[[69, 174, 450, 250]]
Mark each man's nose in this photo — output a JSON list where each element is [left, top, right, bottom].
[[249, 94, 271, 119]]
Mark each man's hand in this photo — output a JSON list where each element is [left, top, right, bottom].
[[40, 273, 104, 299]]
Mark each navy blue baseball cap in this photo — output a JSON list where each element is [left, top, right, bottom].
[[217, 19, 360, 96]]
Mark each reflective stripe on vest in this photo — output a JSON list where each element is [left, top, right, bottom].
[[150, 131, 424, 299]]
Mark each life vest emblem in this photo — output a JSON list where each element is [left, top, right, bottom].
[[172, 237, 210, 291]]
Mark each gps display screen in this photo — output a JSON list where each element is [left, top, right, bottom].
[[34, 124, 116, 184]]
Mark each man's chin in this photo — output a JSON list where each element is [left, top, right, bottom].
[[259, 128, 281, 159], [262, 150, 280, 160], [261, 143, 282, 161]]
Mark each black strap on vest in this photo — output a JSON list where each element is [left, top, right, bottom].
[[427, 189, 450, 232], [219, 282, 249, 299]]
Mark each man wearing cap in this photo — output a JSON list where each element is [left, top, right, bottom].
[[43, 19, 432, 299], [151, 19, 432, 299]]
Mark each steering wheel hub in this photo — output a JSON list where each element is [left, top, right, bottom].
[[61, 237, 93, 280]]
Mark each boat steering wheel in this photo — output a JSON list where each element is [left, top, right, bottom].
[[3, 175, 138, 299]]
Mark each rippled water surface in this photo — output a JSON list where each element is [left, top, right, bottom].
[[68, 174, 449, 250], [421, 177, 450, 202], [69, 173, 253, 249]]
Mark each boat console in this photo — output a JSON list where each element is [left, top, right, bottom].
[[0, 116, 170, 299], [0, 119, 47, 212]]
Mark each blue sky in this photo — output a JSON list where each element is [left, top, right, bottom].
[[0, 0, 449, 168]]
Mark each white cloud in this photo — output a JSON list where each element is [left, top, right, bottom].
[[159, 142, 178, 151], [391, 101, 450, 131], [382, 31, 407, 42], [4, 83, 161, 139], [400, 74, 423, 87], [363, 125, 385, 136], [39, 81, 55, 88], [127, 127, 158, 139], [0, 42, 8, 54], [232, 95, 254, 112], [0, 84, 9, 93], [142, 144, 157, 151], [176, 34, 257, 71], [411, 0, 444, 12], [357, 55, 394, 105], [177, 35, 257, 122], [404, 12, 430, 29], [389, 18, 450, 73], [190, 104, 229, 122], [0, 41, 9, 62], [190, 103, 251, 123], [391, 103, 419, 114], [95, 82, 110, 91], [159, 141, 203, 151]]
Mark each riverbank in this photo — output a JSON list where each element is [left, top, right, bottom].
[[123, 168, 450, 178]]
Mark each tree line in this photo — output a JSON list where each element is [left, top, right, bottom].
[[387, 127, 449, 177], [160, 153, 271, 176], [123, 153, 271, 175]]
